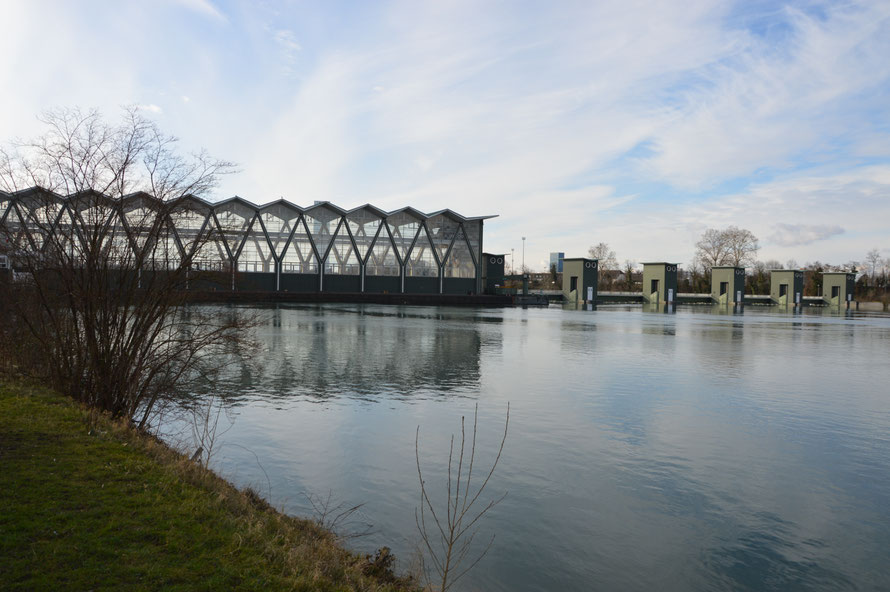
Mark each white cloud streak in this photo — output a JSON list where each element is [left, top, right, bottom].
[[768, 224, 845, 247], [1, 0, 889, 269], [172, 0, 226, 22]]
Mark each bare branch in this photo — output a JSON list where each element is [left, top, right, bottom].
[[415, 404, 510, 591]]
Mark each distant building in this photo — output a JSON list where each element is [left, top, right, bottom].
[[549, 252, 564, 273], [482, 253, 506, 294], [642, 262, 679, 304], [0, 186, 496, 295], [711, 266, 745, 305], [562, 258, 598, 303], [770, 269, 804, 306], [822, 272, 856, 307]]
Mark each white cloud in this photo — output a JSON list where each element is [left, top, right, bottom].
[[768, 224, 845, 246], [239, 54, 362, 203], [136, 104, 163, 114], [633, 165, 890, 266], [274, 29, 302, 54], [172, 0, 225, 22], [646, 2, 890, 188], [1, 0, 888, 271]]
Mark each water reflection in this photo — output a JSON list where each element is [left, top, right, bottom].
[[217, 304, 492, 403], [172, 304, 890, 592]]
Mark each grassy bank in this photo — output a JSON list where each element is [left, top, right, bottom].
[[0, 380, 416, 591]]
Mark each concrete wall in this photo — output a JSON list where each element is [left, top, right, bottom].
[[280, 272, 321, 292], [642, 263, 678, 304], [236, 272, 276, 292], [323, 274, 361, 293], [444, 277, 477, 295], [405, 276, 440, 294], [822, 272, 856, 307], [769, 270, 804, 306], [482, 253, 506, 294], [189, 269, 232, 292], [363, 275, 401, 294], [711, 267, 745, 304], [562, 258, 598, 303]]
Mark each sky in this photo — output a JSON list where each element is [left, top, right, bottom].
[[2, 0, 889, 271]]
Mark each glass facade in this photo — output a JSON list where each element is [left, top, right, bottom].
[[0, 189, 493, 294]]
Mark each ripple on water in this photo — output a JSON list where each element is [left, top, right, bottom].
[[169, 305, 890, 592]]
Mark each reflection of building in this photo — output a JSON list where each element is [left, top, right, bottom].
[[0, 187, 495, 295], [252, 307, 489, 399], [549, 252, 564, 273]]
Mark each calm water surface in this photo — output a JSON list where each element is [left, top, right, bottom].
[[172, 304, 890, 591]]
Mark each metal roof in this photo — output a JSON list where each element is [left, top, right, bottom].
[[5, 186, 497, 222]]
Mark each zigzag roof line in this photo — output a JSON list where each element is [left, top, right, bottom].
[[1, 187, 497, 222]]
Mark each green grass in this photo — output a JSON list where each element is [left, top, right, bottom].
[[0, 380, 416, 591]]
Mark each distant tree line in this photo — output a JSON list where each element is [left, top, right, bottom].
[[576, 229, 888, 302]]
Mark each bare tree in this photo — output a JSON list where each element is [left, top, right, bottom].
[[588, 242, 618, 288], [416, 404, 509, 592], [623, 260, 636, 291], [723, 226, 759, 267], [0, 107, 249, 427], [694, 228, 729, 270], [866, 248, 882, 284], [694, 226, 759, 270], [588, 242, 617, 270], [686, 257, 709, 293]]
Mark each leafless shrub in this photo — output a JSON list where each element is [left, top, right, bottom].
[[188, 394, 235, 467], [415, 403, 510, 592], [305, 490, 374, 541], [0, 107, 254, 426]]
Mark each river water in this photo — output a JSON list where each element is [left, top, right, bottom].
[[172, 303, 890, 591]]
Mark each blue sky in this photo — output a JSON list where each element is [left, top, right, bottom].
[[2, 0, 889, 270]]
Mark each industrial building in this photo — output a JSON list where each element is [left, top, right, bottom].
[[562, 257, 598, 303], [549, 252, 565, 273], [711, 266, 746, 305], [642, 263, 679, 304], [482, 253, 506, 294], [0, 187, 494, 296], [822, 272, 856, 307], [770, 269, 804, 306]]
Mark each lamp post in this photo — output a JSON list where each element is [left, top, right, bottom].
[[522, 237, 526, 273], [511, 248, 514, 275]]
